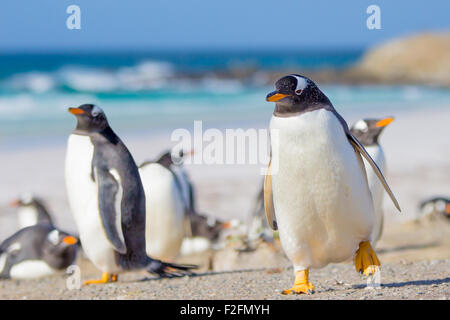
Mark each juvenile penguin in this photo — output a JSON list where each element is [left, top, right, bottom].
[[139, 158, 186, 261], [65, 104, 195, 284], [264, 75, 400, 294], [0, 224, 78, 279], [10, 194, 53, 229], [350, 117, 394, 244]]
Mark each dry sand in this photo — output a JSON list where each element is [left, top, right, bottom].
[[0, 106, 449, 299]]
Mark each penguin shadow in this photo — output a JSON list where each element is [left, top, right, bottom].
[[376, 241, 440, 254], [351, 277, 450, 290], [133, 266, 278, 283]]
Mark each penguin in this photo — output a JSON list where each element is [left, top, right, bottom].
[[140, 149, 227, 257], [264, 75, 401, 294], [65, 104, 195, 285], [139, 159, 186, 261], [0, 224, 78, 279], [350, 117, 394, 244], [247, 179, 274, 242], [419, 197, 450, 220], [142, 147, 196, 216], [10, 194, 53, 229]]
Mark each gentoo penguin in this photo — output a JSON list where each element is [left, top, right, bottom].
[[142, 148, 196, 216], [10, 194, 53, 229], [350, 117, 394, 244], [140, 149, 227, 257], [0, 224, 78, 279], [247, 180, 274, 242], [264, 75, 400, 294], [419, 197, 450, 220], [65, 104, 195, 285], [139, 159, 186, 261]]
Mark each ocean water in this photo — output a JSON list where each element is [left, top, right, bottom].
[[1, 51, 449, 148]]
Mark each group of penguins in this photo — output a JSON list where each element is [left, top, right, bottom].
[[1, 74, 448, 294]]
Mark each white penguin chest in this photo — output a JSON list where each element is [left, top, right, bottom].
[[140, 163, 185, 261], [65, 134, 96, 221], [17, 207, 39, 229], [65, 134, 119, 273], [269, 110, 374, 268]]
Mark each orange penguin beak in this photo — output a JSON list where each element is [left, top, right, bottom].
[[376, 117, 394, 127], [68, 107, 85, 115], [266, 91, 290, 102], [9, 199, 20, 208], [63, 236, 78, 245]]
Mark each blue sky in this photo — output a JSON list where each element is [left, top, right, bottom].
[[0, 0, 448, 52]]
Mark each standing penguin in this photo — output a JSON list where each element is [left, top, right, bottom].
[[264, 75, 400, 294], [350, 117, 394, 244], [65, 104, 195, 285], [139, 158, 186, 261], [140, 149, 227, 258], [10, 194, 53, 229], [0, 224, 78, 279], [141, 147, 196, 216]]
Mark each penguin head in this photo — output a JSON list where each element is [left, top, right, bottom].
[[43, 229, 79, 269], [266, 74, 330, 114], [419, 197, 450, 218], [350, 117, 394, 146], [9, 193, 35, 208], [171, 147, 194, 166], [45, 229, 79, 253], [68, 104, 109, 133]]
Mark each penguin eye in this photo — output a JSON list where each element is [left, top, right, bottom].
[[91, 111, 99, 117], [295, 89, 302, 95]]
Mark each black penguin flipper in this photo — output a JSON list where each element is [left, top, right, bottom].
[[96, 168, 127, 254], [146, 259, 198, 278]]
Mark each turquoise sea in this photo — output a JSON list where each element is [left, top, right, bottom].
[[1, 51, 449, 148]]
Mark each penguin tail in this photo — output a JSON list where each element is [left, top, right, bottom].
[[146, 259, 198, 278]]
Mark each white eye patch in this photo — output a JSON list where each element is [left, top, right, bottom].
[[20, 193, 33, 205], [290, 75, 307, 93], [353, 120, 369, 133], [91, 105, 103, 117], [7, 242, 22, 254], [47, 229, 60, 245]]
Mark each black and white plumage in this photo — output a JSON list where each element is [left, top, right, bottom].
[[0, 224, 78, 279], [350, 117, 394, 244], [140, 148, 226, 256], [65, 104, 195, 284], [10, 194, 53, 229], [264, 74, 400, 294], [419, 197, 450, 220]]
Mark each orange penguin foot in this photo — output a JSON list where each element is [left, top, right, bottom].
[[83, 272, 118, 286], [354, 241, 381, 276], [282, 269, 314, 295]]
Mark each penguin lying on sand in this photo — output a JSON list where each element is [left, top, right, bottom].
[[264, 75, 400, 294], [350, 117, 394, 244], [419, 197, 450, 220], [65, 104, 196, 285], [0, 224, 78, 279], [10, 194, 53, 229]]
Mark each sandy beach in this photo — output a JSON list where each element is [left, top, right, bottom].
[[0, 105, 449, 299]]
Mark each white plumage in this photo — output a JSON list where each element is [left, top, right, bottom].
[[65, 134, 120, 273], [139, 163, 185, 261], [270, 109, 375, 271], [363, 145, 386, 244]]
